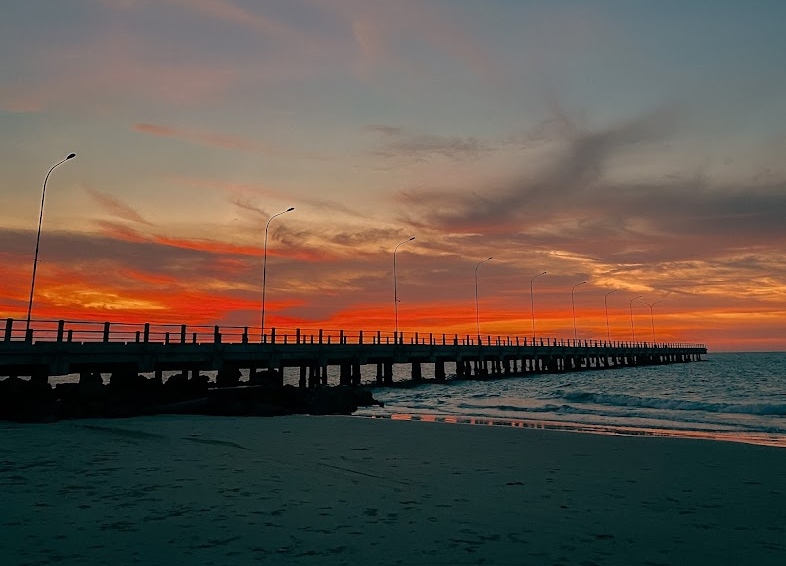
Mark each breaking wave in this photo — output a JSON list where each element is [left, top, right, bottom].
[[560, 391, 786, 416]]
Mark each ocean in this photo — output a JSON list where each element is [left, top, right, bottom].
[[353, 352, 786, 448], [47, 352, 786, 448]]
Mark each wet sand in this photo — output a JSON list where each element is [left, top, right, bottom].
[[2, 415, 785, 565]]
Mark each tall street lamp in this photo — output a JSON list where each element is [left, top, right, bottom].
[[641, 299, 662, 344], [629, 295, 642, 342], [571, 281, 586, 340], [393, 236, 415, 335], [261, 207, 294, 338], [604, 289, 617, 341], [26, 153, 77, 333], [474, 257, 493, 341], [530, 271, 546, 341]]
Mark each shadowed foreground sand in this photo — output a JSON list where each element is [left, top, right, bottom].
[[2, 415, 785, 565]]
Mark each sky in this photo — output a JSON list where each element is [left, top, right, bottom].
[[1, 0, 785, 352]]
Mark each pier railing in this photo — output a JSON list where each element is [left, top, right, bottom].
[[2, 317, 705, 351]]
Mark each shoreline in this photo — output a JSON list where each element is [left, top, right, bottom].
[[363, 412, 786, 449], [3, 414, 786, 565]]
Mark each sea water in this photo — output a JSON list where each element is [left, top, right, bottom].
[[354, 352, 786, 447], [48, 352, 786, 447]]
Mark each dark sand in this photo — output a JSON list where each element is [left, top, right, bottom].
[[2, 415, 785, 565]]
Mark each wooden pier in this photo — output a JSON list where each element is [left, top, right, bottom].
[[1, 318, 707, 386]]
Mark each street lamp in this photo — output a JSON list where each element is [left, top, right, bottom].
[[260, 207, 294, 338], [571, 281, 586, 340], [641, 300, 662, 344], [629, 295, 642, 342], [474, 257, 493, 341], [26, 153, 77, 333], [604, 289, 617, 341], [530, 271, 546, 341], [393, 236, 415, 335]]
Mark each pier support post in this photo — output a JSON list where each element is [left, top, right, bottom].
[[435, 360, 445, 382], [339, 363, 351, 386], [299, 366, 307, 388], [30, 367, 49, 387], [411, 362, 422, 381], [376, 363, 383, 384], [384, 362, 393, 384]]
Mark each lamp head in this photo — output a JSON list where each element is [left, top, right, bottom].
[[286, 207, 294, 212], [66, 153, 76, 159], [409, 236, 415, 241]]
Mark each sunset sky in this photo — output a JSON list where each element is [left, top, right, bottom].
[[2, 0, 785, 352]]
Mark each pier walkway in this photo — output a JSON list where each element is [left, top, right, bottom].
[[1, 318, 707, 386]]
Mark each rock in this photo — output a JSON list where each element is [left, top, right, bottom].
[[306, 385, 381, 415], [216, 367, 241, 387], [0, 377, 56, 422], [249, 369, 283, 388]]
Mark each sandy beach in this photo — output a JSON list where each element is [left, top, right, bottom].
[[2, 415, 785, 566]]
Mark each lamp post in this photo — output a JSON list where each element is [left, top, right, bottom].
[[26, 153, 77, 333], [474, 257, 493, 341], [260, 207, 294, 338], [571, 281, 586, 340], [641, 300, 662, 344], [530, 271, 546, 341], [604, 289, 617, 341], [393, 236, 415, 335], [629, 295, 642, 342]]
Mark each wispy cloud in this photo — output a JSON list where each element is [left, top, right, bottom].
[[364, 124, 492, 162], [163, 0, 299, 40], [313, 0, 495, 77], [87, 189, 153, 226], [94, 0, 302, 41], [134, 123, 282, 155]]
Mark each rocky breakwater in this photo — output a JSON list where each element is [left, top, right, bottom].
[[0, 369, 382, 422]]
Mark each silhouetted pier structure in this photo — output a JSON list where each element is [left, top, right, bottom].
[[1, 318, 706, 386]]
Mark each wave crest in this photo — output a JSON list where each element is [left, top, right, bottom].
[[561, 391, 786, 416]]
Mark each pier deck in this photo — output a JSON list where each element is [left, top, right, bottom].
[[1, 318, 706, 386]]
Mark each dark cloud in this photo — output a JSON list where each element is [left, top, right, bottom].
[[395, 108, 786, 266], [0, 227, 259, 288]]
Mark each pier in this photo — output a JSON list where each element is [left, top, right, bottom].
[[1, 318, 706, 386]]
